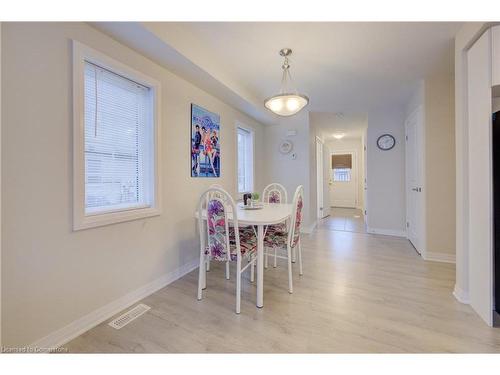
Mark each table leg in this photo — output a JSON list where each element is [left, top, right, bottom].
[[257, 224, 264, 308]]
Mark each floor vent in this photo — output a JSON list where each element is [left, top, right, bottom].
[[108, 304, 151, 330]]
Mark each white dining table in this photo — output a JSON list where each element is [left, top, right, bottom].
[[196, 202, 293, 308]]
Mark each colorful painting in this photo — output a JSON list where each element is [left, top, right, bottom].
[[191, 104, 221, 177]]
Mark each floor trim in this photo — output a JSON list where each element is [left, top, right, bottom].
[[29, 258, 199, 352], [366, 227, 406, 237], [424, 252, 456, 264], [453, 284, 470, 304]]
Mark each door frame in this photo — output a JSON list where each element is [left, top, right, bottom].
[[362, 130, 368, 224], [316, 136, 324, 219], [330, 149, 358, 208], [405, 105, 426, 258]]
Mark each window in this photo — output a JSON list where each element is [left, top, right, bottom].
[[237, 126, 254, 194], [333, 168, 352, 182], [332, 154, 352, 182], [73, 41, 161, 230]]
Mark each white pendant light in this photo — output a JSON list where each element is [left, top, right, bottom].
[[264, 48, 309, 117]]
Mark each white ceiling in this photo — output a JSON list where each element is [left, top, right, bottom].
[[311, 112, 367, 141], [159, 22, 459, 110], [93, 22, 461, 125]]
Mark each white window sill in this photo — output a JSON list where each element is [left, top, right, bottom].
[[73, 206, 161, 231]]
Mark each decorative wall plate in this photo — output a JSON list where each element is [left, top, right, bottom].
[[279, 140, 293, 154]]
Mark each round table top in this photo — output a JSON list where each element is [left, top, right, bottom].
[[196, 202, 293, 225]]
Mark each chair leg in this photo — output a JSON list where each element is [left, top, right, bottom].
[[273, 248, 277, 268], [236, 257, 241, 314], [265, 249, 268, 269], [287, 244, 293, 294], [198, 253, 205, 300], [206, 258, 210, 272], [225, 260, 230, 280], [292, 246, 296, 263], [298, 238, 303, 276], [250, 256, 255, 282]]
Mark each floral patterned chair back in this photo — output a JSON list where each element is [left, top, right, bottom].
[[198, 187, 241, 262], [288, 185, 304, 249], [262, 183, 288, 204]]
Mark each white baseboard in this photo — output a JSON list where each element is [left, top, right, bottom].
[[453, 284, 470, 304], [30, 258, 199, 352], [366, 227, 406, 237], [424, 252, 456, 264]]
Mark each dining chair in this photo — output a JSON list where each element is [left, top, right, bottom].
[[197, 186, 257, 313], [205, 184, 224, 272], [262, 183, 288, 268], [262, 182, 288, 204], [264, 185, 304, 294]]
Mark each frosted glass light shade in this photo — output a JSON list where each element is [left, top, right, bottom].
[[264, 93, 309, 116]]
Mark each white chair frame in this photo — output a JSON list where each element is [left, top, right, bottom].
[[262, 183, 289, 268], [197, 186, 256, 313], [263, 185, 304, 294], [262, 183, 288, 205], [205, 184, 224, 272]]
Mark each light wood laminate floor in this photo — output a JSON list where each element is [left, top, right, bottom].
[[320, 207, 367, 233], [65, 218, 500, 353]]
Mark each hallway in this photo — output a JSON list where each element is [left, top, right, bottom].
[[318, 207, 366, 233]]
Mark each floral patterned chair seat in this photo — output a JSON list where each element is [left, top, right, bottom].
[[206, 226, 257, 261], [266, 222, 287, 234], [264, 225, 287, 248]]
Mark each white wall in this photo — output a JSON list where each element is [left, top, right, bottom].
[[425, 66, 456, 259], [1, 22, 267, 346], [263, 111, 313, 231], [325, 138, 364, 210], [454, 22, 488, 303], [366, 107, 406, 236], [404, 54, 456, 262], [322, 143, 331, 215]]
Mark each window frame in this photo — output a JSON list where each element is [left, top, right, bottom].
[[236, 123, 255, 197], [73, 40, 162, 230]]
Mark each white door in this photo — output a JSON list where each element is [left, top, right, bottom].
[[316, 138, 325, 219], [405, 107, 423, 254], [330, 151, 357, 208]]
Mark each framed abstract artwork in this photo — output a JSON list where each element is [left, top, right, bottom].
[[191, 104, 221, 177]]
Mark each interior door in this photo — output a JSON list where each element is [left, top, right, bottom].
[[405, 109, 422, 253], [316, 138, 325, 219], [330, 151, 357, 208]]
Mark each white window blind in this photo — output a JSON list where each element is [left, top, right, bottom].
[[237, 127, 254, 193], [84, 61, 153, 215], [333, 168, 352, 182]]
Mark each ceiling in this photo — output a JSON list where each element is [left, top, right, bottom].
[[93, 22, 461, 125], [311, 112, 368, 141]]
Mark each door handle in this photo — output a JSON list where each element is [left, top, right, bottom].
[[411, 187, 422, 192], [412, 188, 418, 192]]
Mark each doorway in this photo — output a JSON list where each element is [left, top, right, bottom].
[[405, 106, 424, 255], [316, 137, 325, 219], [329, 151, 357, 208]]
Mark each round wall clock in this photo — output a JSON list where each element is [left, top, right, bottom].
[[377, 134, 396, 151], [279, 140, 293, 154]]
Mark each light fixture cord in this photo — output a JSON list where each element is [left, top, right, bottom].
[[280, 55, 298, 95]]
